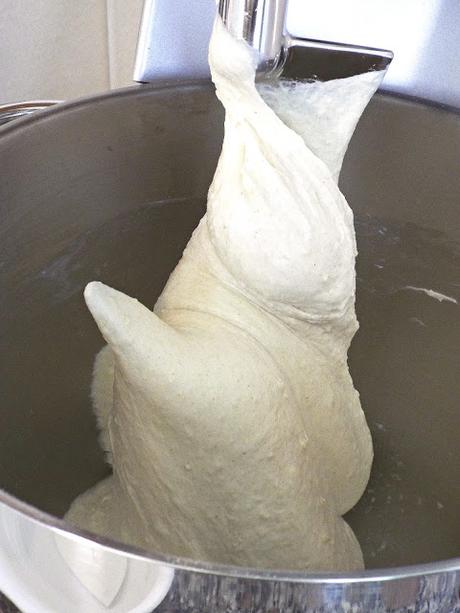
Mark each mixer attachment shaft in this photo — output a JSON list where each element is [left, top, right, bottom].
[[218, 0, 393, 80], [134, 0, 392, 83]]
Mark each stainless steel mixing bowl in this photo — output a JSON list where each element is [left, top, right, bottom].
[[0, 83, 459, 611]]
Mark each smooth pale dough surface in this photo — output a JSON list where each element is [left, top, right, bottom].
[[66, 17, 385, 571]]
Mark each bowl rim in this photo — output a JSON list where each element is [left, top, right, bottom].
[[1, 82, 459, 585], [2, 487, 460, 584]]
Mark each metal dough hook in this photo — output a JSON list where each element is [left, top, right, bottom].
[[134, 0, 393, 83], [218, 0, 393, 80]]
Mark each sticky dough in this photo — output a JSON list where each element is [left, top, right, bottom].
[[66, 17, 385, 571]]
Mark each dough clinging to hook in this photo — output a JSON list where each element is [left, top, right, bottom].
[[66, 16, 385, 571]]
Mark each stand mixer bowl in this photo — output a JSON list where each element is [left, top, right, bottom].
[[0, 83, 459, 612]]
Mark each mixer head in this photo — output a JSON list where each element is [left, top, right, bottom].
[[134, 0, 393, 83]]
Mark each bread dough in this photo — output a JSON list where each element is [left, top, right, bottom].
[[66, 17, 385, 571]]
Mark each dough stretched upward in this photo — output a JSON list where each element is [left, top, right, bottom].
[[66, 17, 385, 571]]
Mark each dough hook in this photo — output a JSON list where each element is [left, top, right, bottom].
[[219, 0, 393, 80], [134, 0, 393, 83]]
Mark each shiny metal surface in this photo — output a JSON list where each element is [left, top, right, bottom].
[[0, 101, 59, 126], [218, 0, 287, 73], [134, 0, 460, 107], [286, 0, 460, 108], [134, 0, 216, 82], [136, 0, 392, 82], [280, 36, 393, 80], [0, 84, 460, 611], [1, 492, 460, 612], [217, 0, 392, 79]]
